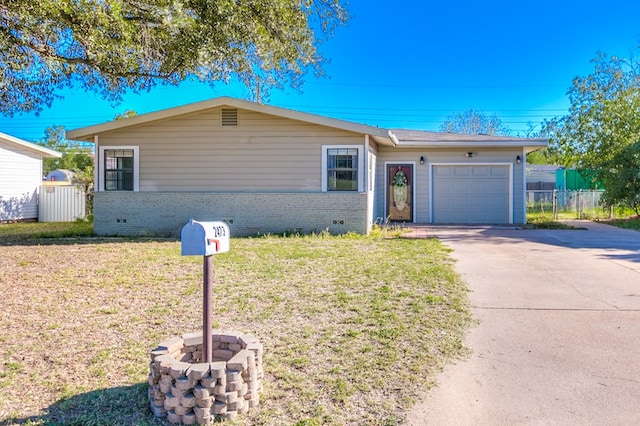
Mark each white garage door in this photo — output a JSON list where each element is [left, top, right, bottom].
[[432, 165, 510, 224]]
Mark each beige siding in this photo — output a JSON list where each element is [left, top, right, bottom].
[[376, 147, 525, 224], [98, 108, 364, 192]]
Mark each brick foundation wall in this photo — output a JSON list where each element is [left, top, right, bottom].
[[93, 192, 369, 237], [149, 331, 263, 424]]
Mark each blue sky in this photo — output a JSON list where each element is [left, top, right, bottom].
[[2, 0, 640, 141]]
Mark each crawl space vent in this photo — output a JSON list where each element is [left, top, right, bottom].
[[221, 108, 238, 126]]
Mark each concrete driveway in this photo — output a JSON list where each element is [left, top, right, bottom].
[[406, 221, 640, 425]]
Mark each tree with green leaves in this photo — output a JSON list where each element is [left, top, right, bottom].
[[600, 142, 640, 215], [521, 120, 563, 164], [440, 109, 511, 136], [113, 109, 138, 120], [544, 49, 640, 213], [0, 0, 348, 115], [39, 125, 93, 179]]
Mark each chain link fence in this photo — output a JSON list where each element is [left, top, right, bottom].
[[526, 190, 610, 219]]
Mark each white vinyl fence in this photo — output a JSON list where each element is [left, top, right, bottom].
[[38, 185, 87, 222], [526, 190, 607, 219]]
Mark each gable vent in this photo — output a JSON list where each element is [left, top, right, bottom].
[[221, 108, 238, 126]]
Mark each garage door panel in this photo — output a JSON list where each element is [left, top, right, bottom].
[[472, 196, 498, 209], [490, 166, 508, 177], [433, 165, 510, 224], [471, 181, 498, 192], [452, 181, 470, 191], [453, 167, 471, 176], [451, 196, 470, 209], [434, 167, 452, 177], [471, 167, 489, 177]]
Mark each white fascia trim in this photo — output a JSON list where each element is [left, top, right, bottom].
[[98, 145, 140, 192], [396, 141, 548, 149], [0, 131, 62, 158], [321, 145, 365, 193], [429, 162, 514, 224], [384, 161, 417, 223], [387, 131, 400, 146]]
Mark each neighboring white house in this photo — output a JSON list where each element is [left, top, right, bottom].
[[0, 132, 62, 221], [66, 97, 547, 237]]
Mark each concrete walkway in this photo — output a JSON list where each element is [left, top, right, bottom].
[[405, 221, 640, 425]]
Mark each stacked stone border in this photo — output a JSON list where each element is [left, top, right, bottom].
[[148, 330, 264, 424]]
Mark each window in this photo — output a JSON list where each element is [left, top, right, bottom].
[[322, 146, 364, 192], [100, 146, 139, 191]]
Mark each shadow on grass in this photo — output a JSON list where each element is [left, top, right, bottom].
[[4, 383, 164, 426], [0, 222, 176, 247], [0, 237, 179, 248]]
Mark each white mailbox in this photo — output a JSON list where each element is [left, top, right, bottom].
[[181, 219, 230, 256]]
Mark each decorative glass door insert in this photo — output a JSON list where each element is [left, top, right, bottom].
[[387, 164, 413, 222]]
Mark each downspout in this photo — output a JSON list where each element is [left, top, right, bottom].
[[94, 135, 99, 192], [365, 134, 372, 233], [364, 134, 370, 192]]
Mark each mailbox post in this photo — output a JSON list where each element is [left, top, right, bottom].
[[181, 219, 230, 363]]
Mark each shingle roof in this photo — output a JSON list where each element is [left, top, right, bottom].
[[389, 129, 547, 150]]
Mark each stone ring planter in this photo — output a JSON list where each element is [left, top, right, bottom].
[[148, 330, 264, 425]]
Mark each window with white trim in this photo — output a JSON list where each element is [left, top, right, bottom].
[[99, 146, 139, 191], [322, 146, 364, 192]]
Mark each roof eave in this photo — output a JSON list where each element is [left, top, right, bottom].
[[394, 140, 548, 149], [0, 132, 62, 157]]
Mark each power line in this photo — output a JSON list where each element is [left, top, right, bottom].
[[300, 80, 570, 90], [1, 98, 569, 141], [0, 104, 569, 120]]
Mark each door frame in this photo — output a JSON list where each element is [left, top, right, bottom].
[[429, 163, 513, 224]]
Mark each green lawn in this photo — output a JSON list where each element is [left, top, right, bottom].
[[0, 220, 94, 242], [598, 216, 640, 231], [525, 213, 586, 230], [0, 223, 472, 425], [525, 212, 640, 232]]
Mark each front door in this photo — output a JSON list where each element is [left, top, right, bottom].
[[387, 164, 413, 222]]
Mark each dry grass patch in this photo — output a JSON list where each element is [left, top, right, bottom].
[[0, 227, 471, 425]]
